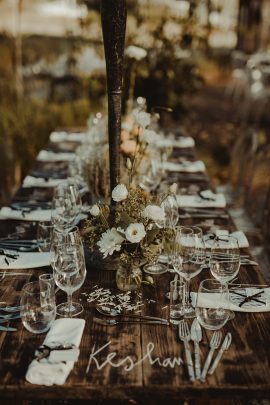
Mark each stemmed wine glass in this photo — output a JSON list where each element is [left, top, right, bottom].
[[52, 242, 86, 317], [51, 181, 82, 232], [173, 226, 205, 318], [205, 234, 240, 319]]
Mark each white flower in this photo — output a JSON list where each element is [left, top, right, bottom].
[[133, 110, 151, 128], [125, 45, 147, 61], [112, 184, 128, 202], [97, 228, 124, 258], [140, 129, 160, 144], [125, 223, 146, 243], [126, 158, 132, 170], [89, 204, 100, 217], [143, 205, 166, 221], [169, 183, 178, 195]]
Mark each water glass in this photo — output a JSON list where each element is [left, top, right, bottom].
[[37, 221, 55, 252], [169, 279, 185, 324], [39, 273, 56, 307], [195, 279, 229, 331], [20, 281, 56, 334]]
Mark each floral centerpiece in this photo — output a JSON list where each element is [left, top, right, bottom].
[[82, 181, 169, 291], [82, 183, 166, 269]]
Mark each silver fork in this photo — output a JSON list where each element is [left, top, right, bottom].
[[179, 320, 195, 382], [200, 331, 222, 382]]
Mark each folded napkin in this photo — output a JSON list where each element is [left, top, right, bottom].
[[0, 207, 52, 221], [191, 288, 270, 313], [26, 318, 85, 386], [215, 230, 249, 248], [0, 251, 51, 269], [23, 176, 64, 188], [37, 150, 76, 162], [157, 136, 195, 149], [50, 131, 87, 143], [164, 160, 205, 173], [177, 190, 226, 208]]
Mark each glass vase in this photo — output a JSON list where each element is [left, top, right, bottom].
[[116, 263, 142, 292]]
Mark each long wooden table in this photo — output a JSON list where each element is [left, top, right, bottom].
[[0, 130, 270, 404]]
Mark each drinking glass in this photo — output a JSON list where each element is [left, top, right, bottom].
[[52, 243, 86, 317], [39, 273, 56, 308], [52, 226, 83, 248], [195, 279, 230, 330], [161, 194, 179, 228], [20, 281, 56, 334], [206, 234, 240, 319], [37, 221, 55, 252], [169, 279, 185, 324], [143, 239, 167, 275], [51, 181, 82, 231], [173, 226, 205, 318]]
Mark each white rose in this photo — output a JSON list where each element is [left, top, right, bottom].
[[140, 129, 160, 144], [133, 110, 151, 128], [125, 45, 147, 61], [112, 184, 128, 202], [143, 205, 166, 221], [125, 223, 146, 243], [89, 204, 100, 217], [169, 183, 178, 195]]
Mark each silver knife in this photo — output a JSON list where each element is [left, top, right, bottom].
[[208, 333, 232, 375], [0, 325, 17, 331], [190, 318, 202, 379]]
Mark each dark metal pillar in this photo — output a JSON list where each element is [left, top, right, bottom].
[[100, 0, 127, 193]]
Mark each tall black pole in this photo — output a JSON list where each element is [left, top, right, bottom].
[[100, 0, 127, 193]]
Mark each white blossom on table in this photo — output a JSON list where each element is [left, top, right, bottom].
[[143, 205, 166, 222], [90, 204, 100, 217], [112, 184, 128, 202], [125, 223, 146, 243], [97, 228, 124, 258], [125, 45, 147, 61]]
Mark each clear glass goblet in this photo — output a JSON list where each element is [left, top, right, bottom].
[[206, 234, 240, 320], [52, 242, 86, 317], [173, 226, 205, 318]]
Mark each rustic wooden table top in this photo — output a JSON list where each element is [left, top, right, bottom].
[[0, 131, 269, 404]]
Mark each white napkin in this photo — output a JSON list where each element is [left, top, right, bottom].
[[23, 176, 64, 188], [215, 230, 249, 248], [177, 191, 226, 208], [164, 160, 205, 173], [157, 136, 195, 149], [37, 150, 76, 162], [26, 318, 85, 386], [0, 252, 51, 269], [0, 207, 52, 221], [191, 288, 270, 313], [50, 131, 87, 143]]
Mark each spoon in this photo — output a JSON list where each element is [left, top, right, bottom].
[[96, 306, 167, 322]]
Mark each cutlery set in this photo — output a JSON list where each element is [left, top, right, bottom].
[[0, 305, 21, 332], [179, 319, 232, 382], [94, 308, 169, 325]]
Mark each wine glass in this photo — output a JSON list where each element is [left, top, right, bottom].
[[37, 221, 55, 252], [143, 238, 167, 275], [206, 234, 240, 319], [52, 242, 86, 317], [51, 181, 82, 231], [195, 279, 230, 330], [173, 226, 205, 318]]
